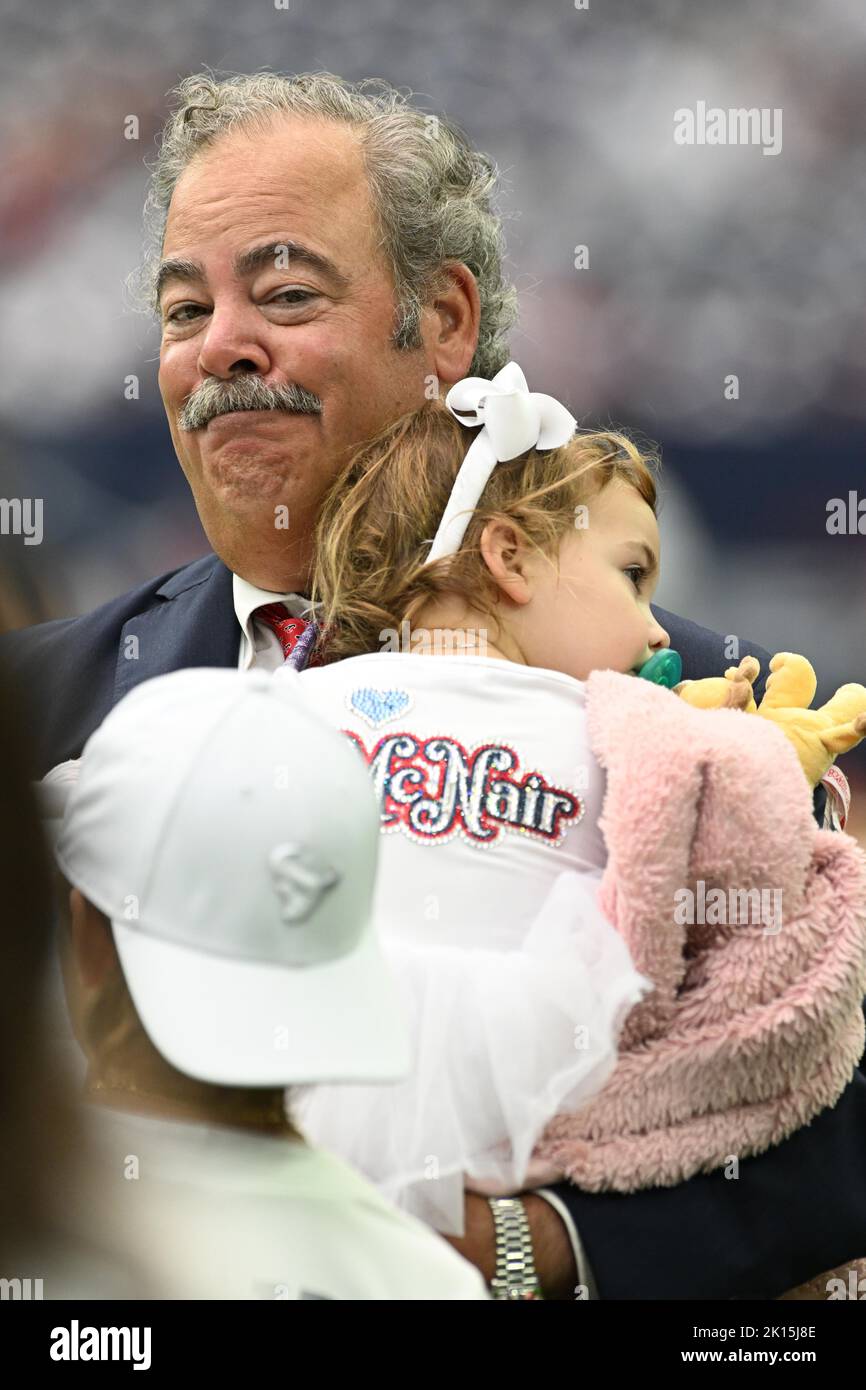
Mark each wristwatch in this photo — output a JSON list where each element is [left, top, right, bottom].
[[487, 1196, 544, 1300]]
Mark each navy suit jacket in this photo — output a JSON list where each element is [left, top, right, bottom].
[[4, 550, 863, 1299]]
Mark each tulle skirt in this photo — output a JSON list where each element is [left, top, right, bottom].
[[292, 866, 651, 1235]]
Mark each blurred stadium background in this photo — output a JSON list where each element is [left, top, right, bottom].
[[0, 0, 864, 831]]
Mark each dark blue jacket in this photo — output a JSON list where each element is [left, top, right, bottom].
[[4, 551, 862, 1299]]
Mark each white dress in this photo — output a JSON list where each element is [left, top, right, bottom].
[[286, 652, 650, 1235]]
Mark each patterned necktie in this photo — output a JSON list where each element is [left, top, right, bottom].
[[254, 602, 319, 671]]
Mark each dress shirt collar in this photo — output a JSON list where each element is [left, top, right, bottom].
[[233, 573, 322, 637], [233, 573, 324, 670]]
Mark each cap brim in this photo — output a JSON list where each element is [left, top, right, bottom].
[[111, 919, 412, 1087]]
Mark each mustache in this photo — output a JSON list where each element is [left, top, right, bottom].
[[179, 375, 323, 430]]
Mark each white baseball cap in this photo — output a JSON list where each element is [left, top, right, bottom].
[[55, 667, 411, 1087]]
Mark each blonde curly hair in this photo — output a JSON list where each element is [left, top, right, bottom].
[[309, 398, 659, 664]]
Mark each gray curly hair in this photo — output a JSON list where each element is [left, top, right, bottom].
[[129, 69, 518, 379]]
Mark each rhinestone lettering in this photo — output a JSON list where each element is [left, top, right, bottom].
[[342, 728, 583, 848]]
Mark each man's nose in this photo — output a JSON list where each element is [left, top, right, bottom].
[[196, 301, 272, 380]]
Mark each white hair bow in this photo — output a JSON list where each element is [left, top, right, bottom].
[[423, 361, 577, 566]]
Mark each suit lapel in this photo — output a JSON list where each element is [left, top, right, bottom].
[[114, 555, 238, 704]]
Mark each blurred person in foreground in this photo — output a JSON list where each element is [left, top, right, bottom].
[[0, 644, 160, 1297], [2, 69, 861, 1299], [0, 656, 74, 1288], [52, 665, 487, 1300]]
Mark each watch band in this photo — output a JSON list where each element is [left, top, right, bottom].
[[487, 1196, 544, 1300]]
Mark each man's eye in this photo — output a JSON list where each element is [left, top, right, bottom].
[[164, 289, 314, 324], [624, 565, 647, 590], [269, 289, 315, 306], [165, 304, 205, 324]]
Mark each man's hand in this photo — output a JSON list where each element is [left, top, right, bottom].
[[442, 1192, 578, 1299]]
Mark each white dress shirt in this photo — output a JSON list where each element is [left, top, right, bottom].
[[233, 573, 323, 672]]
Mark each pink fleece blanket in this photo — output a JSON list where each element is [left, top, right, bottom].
[[533, 669, 866, 1192]]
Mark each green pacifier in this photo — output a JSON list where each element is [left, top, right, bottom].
[[637, 649, 682, 688]]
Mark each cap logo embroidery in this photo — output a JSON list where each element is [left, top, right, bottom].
[[267, 842, 340, 923]]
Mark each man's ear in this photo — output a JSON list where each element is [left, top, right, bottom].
[[478, 517, 534, 606], [425, 262, 481, 386], [68, 887, 118, 989]]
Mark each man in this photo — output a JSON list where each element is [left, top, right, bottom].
[[54, 666, 488, 1300], [3, 69, 861, 1299]]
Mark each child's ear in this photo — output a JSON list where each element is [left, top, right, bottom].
[[479, 518, 533, 605], [69, 887, 118, 989]]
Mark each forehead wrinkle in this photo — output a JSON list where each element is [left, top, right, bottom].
[[164, 134, 370, 246], [159, 126, 377, 301]]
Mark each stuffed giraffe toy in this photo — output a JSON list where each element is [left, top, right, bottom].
[[674, 652, 866, 787]]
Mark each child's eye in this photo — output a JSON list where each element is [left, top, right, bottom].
[[624, 565, 647, 591]]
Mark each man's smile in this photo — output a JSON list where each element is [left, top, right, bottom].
[[202, 408, 314, 429]]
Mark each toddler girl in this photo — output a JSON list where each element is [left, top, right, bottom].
[[286, 364, 866, 1264], [286, 363, 665, 1234]]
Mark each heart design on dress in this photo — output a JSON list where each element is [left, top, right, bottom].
[[349, 686, 413, 729]]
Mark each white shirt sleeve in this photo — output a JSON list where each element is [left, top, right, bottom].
[[533, 1187, 599, 1299]]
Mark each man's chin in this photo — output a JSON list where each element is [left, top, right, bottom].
[[191, 469, 300, 528], [197, 447, 302, 504]]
